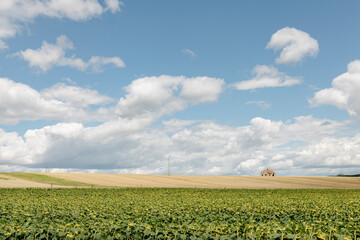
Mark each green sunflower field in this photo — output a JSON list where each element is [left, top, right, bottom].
[[0, 188, 359, 239]]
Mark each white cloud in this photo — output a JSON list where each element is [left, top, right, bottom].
[[0, 129, 28, 164], [181, 77, 224, 104], [310, 88, 347, 109], [266, 27, 319, 64], [116, 76, 185, 118], [162, 119, 200, 132], [0, 77, 71, 124], [0, 75, 224, 124], [246, 100, 271, 109], [296, 135, 360, 169], [115, 75, 224, 118], [0, 77, 112, 124], [0, 75, 227, 170], [233, 65, 302, 90], [2, 75, 358, 176], [104, 0, 122, 13], [16, 35, 125, 72], [182, 48, 197, 58], [88, 56, 125, 73], [1, 114, 358, 176], [167, 116, 356, 175], [63, 77, 76, 85], [0, 119, 166, 169], [310, 60, 360, 118], [0, 0, 122, 48], [0, 39, 8, 49], [41, 83, 113, 107]]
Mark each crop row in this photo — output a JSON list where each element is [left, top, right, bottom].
[[0, 188, 360, 239]]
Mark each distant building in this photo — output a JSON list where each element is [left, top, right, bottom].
[[260, 169, 275, 176]]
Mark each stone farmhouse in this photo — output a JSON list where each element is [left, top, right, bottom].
[[260, 169, 275, 176]]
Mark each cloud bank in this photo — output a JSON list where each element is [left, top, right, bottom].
[[1, 115, 358, 176], [1, 75, 359, 176]]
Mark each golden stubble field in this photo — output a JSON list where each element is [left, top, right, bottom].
[[1, 172, 360, 189], [0, 173, 66, 188]]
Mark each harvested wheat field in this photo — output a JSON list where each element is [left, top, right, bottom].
[[1, 173, 360, 189], [0, 173, 59, 188], [30, 173, 360, 189]]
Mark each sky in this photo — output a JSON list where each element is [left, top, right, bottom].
[[0, 0, 360, 176]]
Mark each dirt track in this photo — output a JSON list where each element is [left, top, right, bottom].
[[29, 173, 360, 189]]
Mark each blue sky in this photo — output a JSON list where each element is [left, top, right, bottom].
[[0, 0, 359, 175]]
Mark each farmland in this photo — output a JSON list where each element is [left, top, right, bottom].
[[1, 188, 360, 239], [1, 173, 360, 189]]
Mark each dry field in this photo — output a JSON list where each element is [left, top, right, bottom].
[[1, 172, 359, 189], [0, 173, 59, 188]]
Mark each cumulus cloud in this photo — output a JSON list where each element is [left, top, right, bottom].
[[168, 116, 355, 175], [246, 100, 271, 109], [115, 75, 225, 118], [16, 35, 125, 72], [0, 77, 72, 124], [182, 48, 197, 58], [0, 78, 112, 124], [0, 75, 224, 124], [1, 115, 358, 176], [0, 0, 122, 48], [0, 75, 226, 171], [0, 129, 28, 164], [233, 65, 301, 90], [310, 60, 360, 118], [2, 75, 358, 176], [41, 83, 113, 107], [266, 27, 319, 64], [0, 119, 167, 169], [181, 77, 224, 103]]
